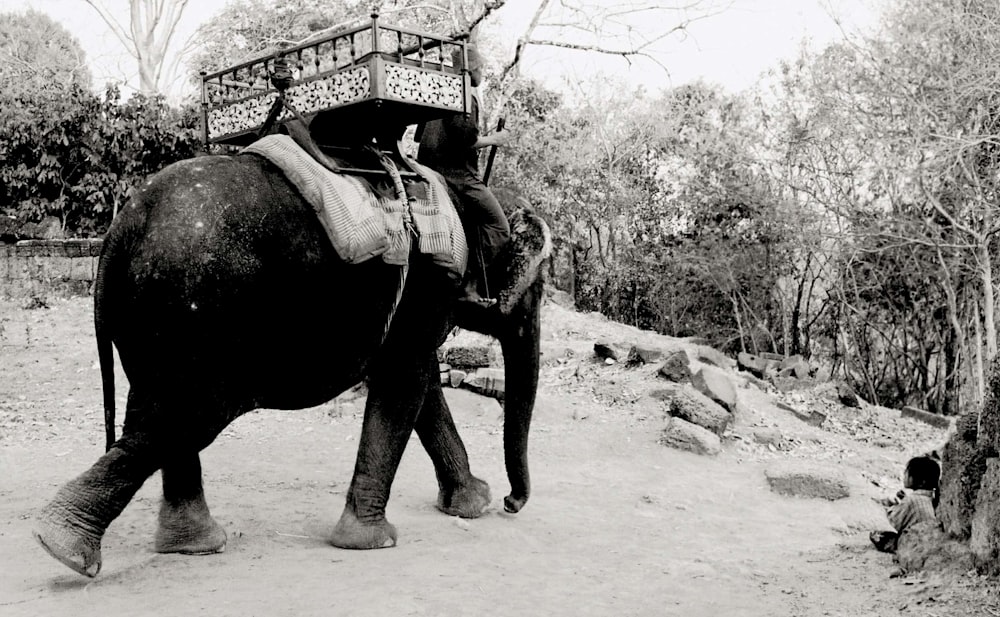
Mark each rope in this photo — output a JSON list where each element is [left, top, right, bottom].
[[372, 150, 415, 346]]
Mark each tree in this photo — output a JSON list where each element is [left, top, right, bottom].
[[752, 0, 1000, 414], [0, 85, 199, 235], [83, 0, 190, 95], [188, 1, 729, 124], [189, 0, 360, 75], [0, 9, 91, 94]]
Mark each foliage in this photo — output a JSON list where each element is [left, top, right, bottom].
[[747, 0, 1000, 414], [187, 0, 480, 79], [8, 0, 1000, 418], [189, 0, 357, 75], [0, 85, 199, 236], [0, 9, 92, 94], [497, 76, 799, 354]]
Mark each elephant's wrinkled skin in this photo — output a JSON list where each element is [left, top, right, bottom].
[[33, 153, 543, 577]]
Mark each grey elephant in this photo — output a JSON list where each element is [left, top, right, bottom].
[[33, 144, 550, 577]]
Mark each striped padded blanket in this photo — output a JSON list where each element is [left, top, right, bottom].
[[243, 134, 467, 278]]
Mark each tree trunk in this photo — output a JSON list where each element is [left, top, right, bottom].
[[975, 298, 985, 405], [981, 243, 997, 365]]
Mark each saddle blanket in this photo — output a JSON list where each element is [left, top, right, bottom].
[[243, 134, 467, 278]]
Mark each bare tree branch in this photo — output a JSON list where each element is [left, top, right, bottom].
[[84, 0, 190, 94]]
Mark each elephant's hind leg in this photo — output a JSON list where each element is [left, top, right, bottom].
[[34, 437, 160, 578], [155, 453, 227, 555], [415, 385, 491, 518]]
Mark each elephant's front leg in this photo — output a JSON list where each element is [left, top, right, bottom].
[[414, 384, 491, 518], [330, 352, 434, 549]]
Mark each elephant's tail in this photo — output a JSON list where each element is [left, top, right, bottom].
[[95, 238, 117, 453]]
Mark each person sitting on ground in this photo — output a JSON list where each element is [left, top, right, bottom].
[[869, 455, 940, 553], [416, 42, 512, 306]]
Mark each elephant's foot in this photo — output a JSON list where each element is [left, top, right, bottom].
[[330, 507, 397, 549], [437, 477, 491, 518], [33, 509, 103, 578], [154, 499, 227, 555]]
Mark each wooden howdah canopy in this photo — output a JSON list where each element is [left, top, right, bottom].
[[200, 14, 473, 147]]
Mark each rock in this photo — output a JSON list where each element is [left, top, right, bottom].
[[764, 467, 849, 500], [736, 352, 774, 379], [439, 362, 451, 373], [939, 412, 987, 539], [657, 350, 692, 383], [778, 354, 811, 379], [741, 373, 771, 391], [836, 381, 861, 408], [593, 341, 620, 362], [659, 417, 722, 456], [980, 360, 1000, 452], [753, 428, 783, 446], [901, 406, 953, 430], [690, 366, 736, 414], [449, 369, 467, 388], [770, 375, 819, 392], [775, 400, 826, 427], [443, 388, 503, 417], [444, 346, 492, 369], [626, 345, 662, 366], [896, 521, 975, 574], [461, 367, 505, 400], [652, 386, 731, 436], [971, 457, 1000, 571], [439, 372, 450, 385], [696, 347, 732, 369]]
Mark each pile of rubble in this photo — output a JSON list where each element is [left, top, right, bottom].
[[592, 339, 736, 456], [437, 344, 505, 401]]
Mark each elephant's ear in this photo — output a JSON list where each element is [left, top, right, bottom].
[[495, 207, 552, 315]]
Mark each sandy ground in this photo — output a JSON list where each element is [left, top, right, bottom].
[[2, 296, 999, 616]]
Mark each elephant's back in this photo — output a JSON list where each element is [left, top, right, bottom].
[[124, 154, 319, 277], [102, 154, 399, 401]]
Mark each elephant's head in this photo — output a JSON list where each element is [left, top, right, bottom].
[[458, 204, 551, 513]]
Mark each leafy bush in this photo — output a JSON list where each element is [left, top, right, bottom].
[[0, 85, 199, 236]]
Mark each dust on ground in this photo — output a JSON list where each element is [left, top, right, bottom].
[[1, 296, 999, 616]]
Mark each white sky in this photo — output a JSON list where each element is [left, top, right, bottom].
[[0, 0, 881, 101]]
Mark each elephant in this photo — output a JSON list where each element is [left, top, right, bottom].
[[32, 139, 550, 578]]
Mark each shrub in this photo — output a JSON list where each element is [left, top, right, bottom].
[[0, 85, 199, 236]]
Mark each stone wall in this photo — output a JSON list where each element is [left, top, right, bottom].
[[0, 240, 103, 299]]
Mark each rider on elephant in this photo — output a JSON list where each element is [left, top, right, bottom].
[[417, 43, 513, 307]]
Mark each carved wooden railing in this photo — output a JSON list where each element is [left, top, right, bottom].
[[200, 14, 472, 146]]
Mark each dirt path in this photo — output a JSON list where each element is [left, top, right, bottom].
[[1, 297, 997, 616]]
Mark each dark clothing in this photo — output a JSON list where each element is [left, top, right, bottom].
[[869, 530, 898, 553], [440, 168, 509, 270], [417, 94, 510, 283], [417, 97, 483, 174]]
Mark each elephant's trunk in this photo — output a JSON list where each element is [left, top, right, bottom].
[[499, 278, 543, 513]]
